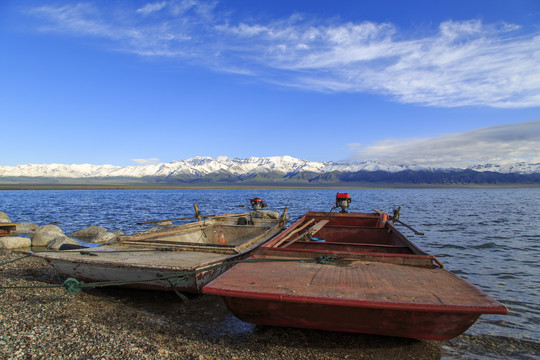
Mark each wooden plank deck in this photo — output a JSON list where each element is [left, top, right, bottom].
[[205, 254, 507, 313], [38, 246, 233, 270]]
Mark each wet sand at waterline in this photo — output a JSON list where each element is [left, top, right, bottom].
[[1, 250, 442, 359]]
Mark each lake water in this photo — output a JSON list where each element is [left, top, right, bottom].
[[1, 188, 539, 359]]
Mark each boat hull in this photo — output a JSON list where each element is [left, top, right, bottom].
[[45, 256, 234, 293], [221, 296, 480, 341]]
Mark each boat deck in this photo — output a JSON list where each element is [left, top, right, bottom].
[[37, 246, 233, 270], [204, 253, 507, 313]]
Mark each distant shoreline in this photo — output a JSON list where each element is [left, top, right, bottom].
[[1, 184, 538, 190]]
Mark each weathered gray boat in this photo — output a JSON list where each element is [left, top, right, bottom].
[[35, 205, 287, 293]]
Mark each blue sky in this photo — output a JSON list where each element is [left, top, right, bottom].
[[1, 0, 539, 167]]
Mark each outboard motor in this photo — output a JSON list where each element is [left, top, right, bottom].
[[250, 198, 267, 211], [335, 193, 352, 213]]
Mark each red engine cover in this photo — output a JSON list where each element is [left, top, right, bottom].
[[336, 193, 351, 200]]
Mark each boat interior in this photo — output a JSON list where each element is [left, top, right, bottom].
[[267, 211, 427, 257], [116, 213, 282, 253]]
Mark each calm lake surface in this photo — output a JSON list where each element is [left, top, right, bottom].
[[1, 188, 539, 359]]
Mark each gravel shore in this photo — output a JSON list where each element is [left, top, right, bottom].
[[1, 250, 442, 359]]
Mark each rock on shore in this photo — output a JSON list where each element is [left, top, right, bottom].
[[0, 211, 10, 223], [0, 250, 442, 360], [91, 231, 119, 244], [0, 236, 31, 249], [68, 226, 108, 241], [13, 222, 39, 235], [0, 211, 126, 249], [46, 236, 82, 250], [30, 225, 66, 247]]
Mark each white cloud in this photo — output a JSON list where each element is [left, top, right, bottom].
[[26, 1, 540, 108], [350, 120, 540, 167], [137, 2, 167, 15], [132, 158, 160, 164]]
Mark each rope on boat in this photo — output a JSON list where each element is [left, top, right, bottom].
[[0, 255, 338, 299], [156, 272, 189, 301]]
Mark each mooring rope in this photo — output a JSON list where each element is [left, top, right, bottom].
[[0, 253, 33, 267]]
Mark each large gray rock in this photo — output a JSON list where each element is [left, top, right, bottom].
[[13, 222, 39, 235], [0, 236, 31, 249], [0, 212, 10, 224], [69, 226, 108, 240], [31, 231, 64, 247], [30, 225, 65, 246], [91, 232, 118, 244], [33, 224, 65, 236], [46, 236, 81, 250]]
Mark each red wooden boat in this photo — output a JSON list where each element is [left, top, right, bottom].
[[203, 196, 508, 341]]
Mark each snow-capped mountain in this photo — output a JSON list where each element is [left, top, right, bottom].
[[467, 162, 540, 174], [0, 156, 437, 178], [0, 156, 538, 185]]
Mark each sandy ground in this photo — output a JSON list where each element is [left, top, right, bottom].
[[1, 250, 442, 359]]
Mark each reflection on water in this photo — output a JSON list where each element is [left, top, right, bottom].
[[1, 188, 539, 359]]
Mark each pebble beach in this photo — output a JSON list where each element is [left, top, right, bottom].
[[1, 250, 442, 359]]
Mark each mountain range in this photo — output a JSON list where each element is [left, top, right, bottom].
[[1, 156, 539, 186]]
